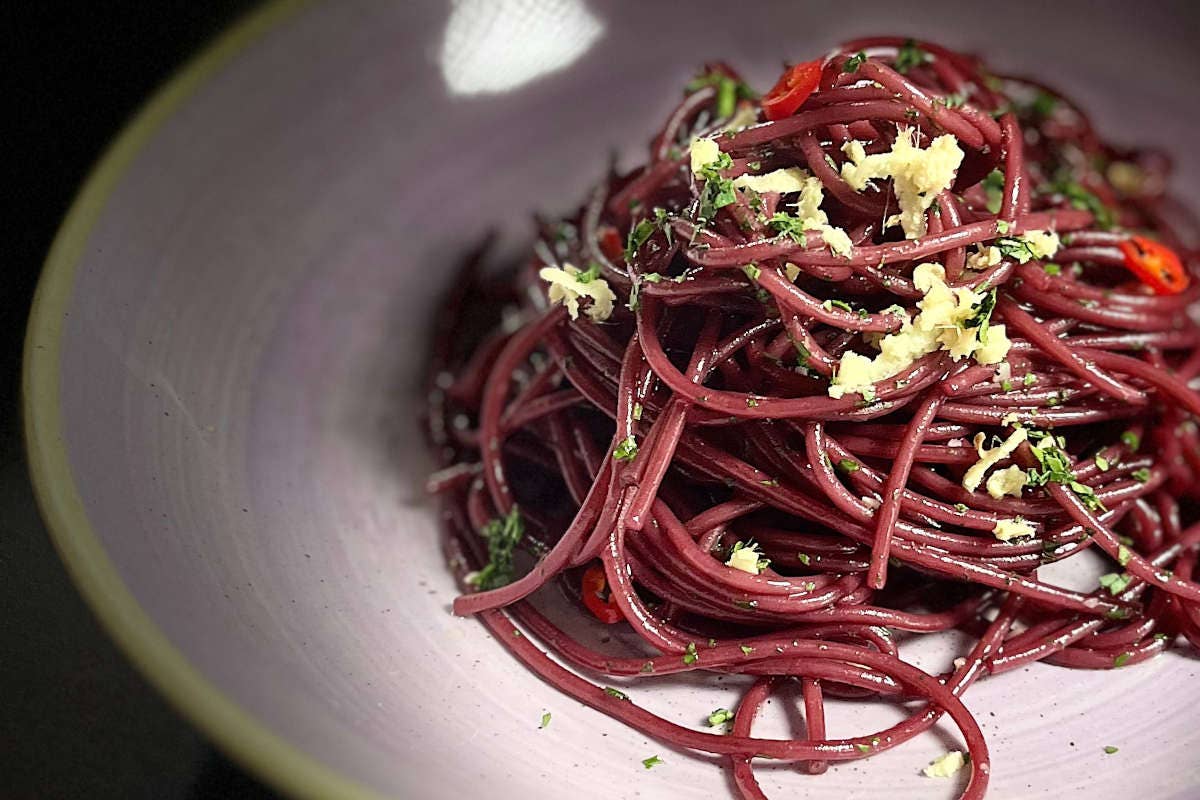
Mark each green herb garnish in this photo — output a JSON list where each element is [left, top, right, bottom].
[[767, 211, 810, 242], [894, 39, 930, 73], [1098, 572, 1132, 596], [697, 151, 736, 221], [843, 51, 868, 73], [982, 169, 1005, 214], [823, 299, 854, 313], [642, 755, 663, 769], [539, 712, 551, 729], [1045, 179, 1115, 229], [682, 642, 699, 665], [686, 69, 755, 119], [1103, 745, 1119, 755], [576, 262, 602, 283], [837, 459, 861, 473], [963, 288, 997, 344], [1113, 652, 1131, 668], [604, 686, 629, 701], [996, 236, 1042, 264], [613, 435, 639, 462], [1131, 468, 1151, 483], [625, 218, 657, 262], [468, 506, 525, 591], [1031, 90, 1058, 118], [1120, 431, 1141, 451], [707, 708, 735, 727]]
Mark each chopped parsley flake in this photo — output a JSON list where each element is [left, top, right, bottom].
[[624, 218, 657, 262], [1043, 262, 1062, 275], [740, 645, 755, 655], [576, 262, 602, 283], [996, 236, 1040, 263], [843, 51, 868, 73], [1031, 91, 1058, 118], [742, 263, 761, 281], [1046, 178, 1115, 229], [1121, 431, 1141, 450], [767, 212, 809, 242], [682, 642, 699, 665], [1113, 652, 1131, 668], [697, 151, 736, 221], [604, 686, 629, 701], [963, 288, 998, 344], [1131, 468, 1151, 483], [539, 711, 551, 729], [938, 90, 967, 109], [894, 39, 930, 73], [707, 708, 734, 727], [855, 743, 872, 754], [1095, 455, 1110, 471], [1098, 572, 1132, 596], [613, 435, 639, 462], [837, 459, 861, 473], [1103, 745, 1119, 755], [1117, 545, 1132, 567], [1025, 432, 1106, 512], [686, 69, 755, 119], [797, 553, 811, 566], [467, 506, 525, 591], [982, 169, 1005, 214], [641, 755, 663, 769]]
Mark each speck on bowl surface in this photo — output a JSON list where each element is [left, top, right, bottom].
[[23, 2, 1200, 798]]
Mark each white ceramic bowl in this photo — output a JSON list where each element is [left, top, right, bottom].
[[25, 2, 1200, 798]]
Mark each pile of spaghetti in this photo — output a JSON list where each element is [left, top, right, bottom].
[[424, 37, 1200, 799]]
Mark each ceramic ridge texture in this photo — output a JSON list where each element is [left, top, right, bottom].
[[23, 1, 1200, 798]]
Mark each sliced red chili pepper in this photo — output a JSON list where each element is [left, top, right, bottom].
[[1117, 235, 1189, 295], [598, 225, 624, 263], [761, 60, 822, 121], [581, 564, 623, 624]]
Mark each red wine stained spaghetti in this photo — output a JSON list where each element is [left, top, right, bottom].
[[423, 38, 1200, 799]]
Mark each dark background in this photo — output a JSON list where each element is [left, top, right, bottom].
[[3, 4, 280, 798]]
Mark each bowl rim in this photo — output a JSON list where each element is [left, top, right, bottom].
[[21, 2, 382, 798]]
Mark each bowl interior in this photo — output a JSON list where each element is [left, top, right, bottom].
[[30, 2, 1200, 798]]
